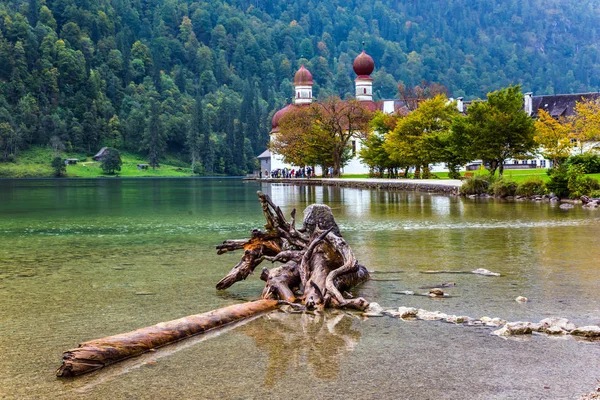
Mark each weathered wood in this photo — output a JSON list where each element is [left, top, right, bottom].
[[56, 300, 279, 377], [217, 192, 370, 311]]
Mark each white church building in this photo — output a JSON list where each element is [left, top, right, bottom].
[[258, 50, 397, 177]]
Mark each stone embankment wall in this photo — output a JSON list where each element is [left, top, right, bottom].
[[265, 178, 460, 196]]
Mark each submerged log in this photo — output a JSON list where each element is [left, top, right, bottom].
[[56, 299, 278, 377], [216, 191, 370, 311]]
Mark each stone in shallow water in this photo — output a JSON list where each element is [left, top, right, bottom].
[[515, 296, 528, 303], [480, 317, 507, 327], [445, 315, 471, 324], [545, 326, 566, 335], [539, 317, 576, 333], [471, 268, 501, 276], [417, 310, 448, 321], [570, 326, 600, 338], [363, 302, 384, 317], [396, 306, 419, 318], [492, 321, 537, 336], [429, 288, 444, 297], [559, 203, 574, 210]]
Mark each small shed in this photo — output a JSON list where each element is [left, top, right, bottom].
[[137, 164, 149, 170], [93, 147, 108, 161], [64, 158, 78, 165], [257, 149, 271, 178]]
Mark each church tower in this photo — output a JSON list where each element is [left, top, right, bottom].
[[353, 51, 375, 101], [293, 65, 313, 105]]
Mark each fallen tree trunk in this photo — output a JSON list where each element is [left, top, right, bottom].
[[56, 299, 278, 377]]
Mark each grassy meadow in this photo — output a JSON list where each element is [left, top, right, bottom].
[[0, 147, 195, 178]]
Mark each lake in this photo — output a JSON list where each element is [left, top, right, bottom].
[[0, 178, 599, 399]]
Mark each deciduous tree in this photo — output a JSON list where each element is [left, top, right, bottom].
[[452, 85, 536, 176], [534, 109, 573, 167], [385, 95, 459, 178], [101, 147, 122, 174], [272, 97, 372, 176], [571, 98, 600, 153]]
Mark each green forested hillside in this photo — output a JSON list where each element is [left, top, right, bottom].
[[1, 0, 599, 174]]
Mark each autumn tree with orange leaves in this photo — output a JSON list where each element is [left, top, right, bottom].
[[270, 97, 373, 177]]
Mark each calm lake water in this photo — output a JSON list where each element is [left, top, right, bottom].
[[0, 179, 599, 399]]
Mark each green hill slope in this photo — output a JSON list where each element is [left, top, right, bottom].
[[1, 0, 599, 175]]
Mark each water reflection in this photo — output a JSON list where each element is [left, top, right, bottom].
[[241, 311, 361, 385]]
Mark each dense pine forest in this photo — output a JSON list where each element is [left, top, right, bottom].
[[1, 0, 600, 174]]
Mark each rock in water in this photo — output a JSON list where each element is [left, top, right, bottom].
[[363, 302, 384, 317], [471, 268, 501, 276], [416, 310, 448, 321], [480, 317, 507, 327], [539, 317, 576, 333], [429, 288, 445, 297], [570, 326, 600, 338], [559, 203, 574, 210], [445, 315, 470, 324], [397, 307, 419, 318], [515, 296, 528, 303], [492, 321, 537, 336]]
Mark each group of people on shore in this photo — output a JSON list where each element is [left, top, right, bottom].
[[266, 167, 314, 179]]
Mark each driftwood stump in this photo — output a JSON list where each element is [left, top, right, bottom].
[[216, 191, 370, 311]]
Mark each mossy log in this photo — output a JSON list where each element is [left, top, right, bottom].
[[56, 299, 278, 377]]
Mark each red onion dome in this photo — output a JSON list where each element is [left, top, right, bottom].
[[353, 50, 375, 77], [294, 64, 313, 86], [271, 104, 293, 131]]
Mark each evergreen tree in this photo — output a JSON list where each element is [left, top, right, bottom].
[[143, 100, 165, 169]]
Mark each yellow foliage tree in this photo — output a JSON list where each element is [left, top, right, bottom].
[[533, 109, 574, 167], [571, 98, 600, 153]]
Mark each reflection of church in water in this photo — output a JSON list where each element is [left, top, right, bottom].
[[258, 50, 399, 176]]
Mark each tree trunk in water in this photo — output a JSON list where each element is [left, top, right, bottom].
[[56, 299, 279, 377]]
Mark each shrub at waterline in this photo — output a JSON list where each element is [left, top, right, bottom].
[[492, 178, 519, 197], [460, 175, 492, 195], [545, 164, 600, 198], [567, 165, 600, 198], [516, 178, 546, 197]]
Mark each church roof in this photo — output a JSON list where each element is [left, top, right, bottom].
[[271, 104, 295, 132], [353, 50, 375, 78], [294, 65, 313, 86]]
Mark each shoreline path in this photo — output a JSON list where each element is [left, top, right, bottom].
[[261, 177, 463, 195]]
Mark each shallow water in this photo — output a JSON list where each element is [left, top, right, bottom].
[[0, 179, 598, 399]]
